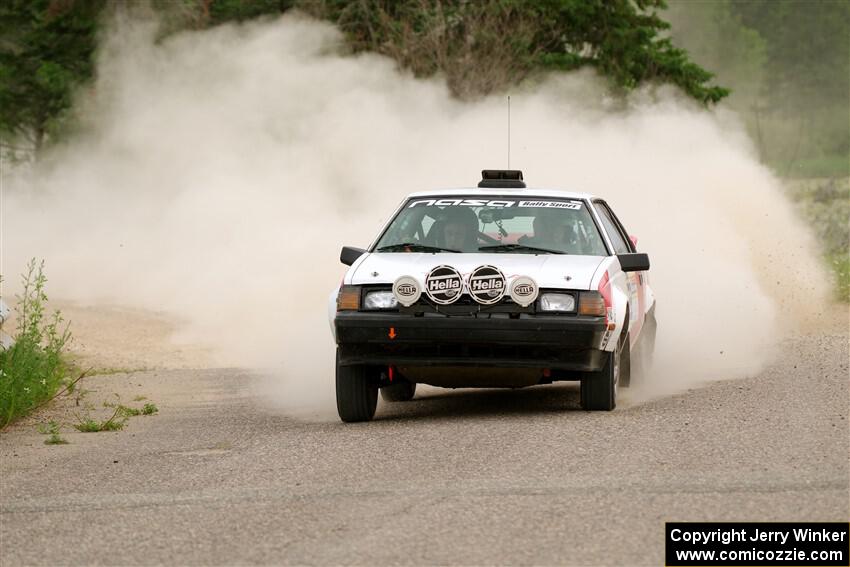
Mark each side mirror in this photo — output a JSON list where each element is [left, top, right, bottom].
[[617, 253, 650, 272], [340, 246, 367, 266]]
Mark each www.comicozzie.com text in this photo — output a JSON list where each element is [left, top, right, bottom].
[[670, 527, 848, 546]]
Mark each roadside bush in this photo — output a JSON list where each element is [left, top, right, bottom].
[[0, 260, 71, 428], [786, 178, 850, 302]]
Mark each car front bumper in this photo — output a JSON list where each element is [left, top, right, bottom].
[[335, 312, 608, 372]]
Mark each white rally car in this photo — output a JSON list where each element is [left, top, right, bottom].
[[330, 170, 655, 422]]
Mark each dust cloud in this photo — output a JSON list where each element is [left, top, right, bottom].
[[1, 12, 831, 415]]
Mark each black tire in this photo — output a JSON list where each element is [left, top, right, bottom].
[[380, 379, 416, 402], [336, 353, 378, 423], [581, 332, 629, 411]]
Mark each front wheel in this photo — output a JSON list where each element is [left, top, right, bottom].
[[336, 353, 378, 422], [581, 333, 629, 411]]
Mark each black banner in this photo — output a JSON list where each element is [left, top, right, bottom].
[[666, 522, 849, 566]]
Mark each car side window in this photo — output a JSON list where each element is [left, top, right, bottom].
[[593, 202, 630, 254]]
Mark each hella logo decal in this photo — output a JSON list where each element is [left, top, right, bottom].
[[509, 276, 538, 307], [397, 284, 416, 296], [424, 266, 464, 305], [468, 265, 506, 305], [392, 276, 421, 307]]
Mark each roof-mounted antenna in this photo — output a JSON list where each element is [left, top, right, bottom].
[[507, 95, 511, 169], [476, 96, 525, 189]]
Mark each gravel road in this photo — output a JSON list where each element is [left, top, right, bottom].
[[1, 332, 847, 566]]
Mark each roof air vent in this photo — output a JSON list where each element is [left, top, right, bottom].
[[478, 169, 526, 189]]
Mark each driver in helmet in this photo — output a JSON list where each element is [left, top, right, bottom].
[[521, 209, 581, 253], [438, 207, 480, 252]]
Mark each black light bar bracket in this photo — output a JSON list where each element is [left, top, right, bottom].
[[478, 169, 526, 188]]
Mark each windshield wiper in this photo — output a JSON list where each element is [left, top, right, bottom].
[[376, 243, 461, 253], [478, 243, 565, 255]]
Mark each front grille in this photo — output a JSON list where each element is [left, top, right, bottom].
[[400, 290, 578, 316], [403, 296, 527, 316]]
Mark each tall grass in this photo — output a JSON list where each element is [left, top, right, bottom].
[[0, 260, 72, 428]]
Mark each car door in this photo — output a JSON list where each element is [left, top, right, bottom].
[[592, 201, 645, 343]]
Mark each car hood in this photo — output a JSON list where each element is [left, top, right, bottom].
[[350, 253, 606, 290]]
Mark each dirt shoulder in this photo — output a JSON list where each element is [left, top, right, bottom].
[[0, 299, 218, 435], [44, 300, 215, 371]]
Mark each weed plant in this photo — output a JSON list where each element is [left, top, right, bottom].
[[74, 406, 127, 432], [37, 420, 68, 444], [0, 260, 72, 428]]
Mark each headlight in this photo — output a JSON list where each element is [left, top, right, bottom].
[[537, 293, 576, 312], [363, 290, 398, 310]]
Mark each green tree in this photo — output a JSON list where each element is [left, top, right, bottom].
[[307, 0, 728, 103], [732, 0, 849, 174], [0, 0, 103, 151], [666, 0, 766, 109], [0, 0, 729, 155], [206, 0, 293, 25], [668, 0, 850, 176]]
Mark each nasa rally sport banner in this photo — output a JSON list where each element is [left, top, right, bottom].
[[665, 522, 849, 566]]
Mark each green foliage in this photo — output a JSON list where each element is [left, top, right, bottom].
[[74, 398, 157, 432], [307, 0, 728, 103], [828, 252, 850, 303], [45, 432, 69, 444], [787, 156, 850, 180], [36, 419, 60, 434], [73, 418, 102, 432], [0, 260, 72, 428], [104, 395, 157, 417], [735, 0, 849, 175], [786, 178, 850, 302], [98, 417, 125, 431], [666, 1, 766, 104], [0, 0, 726, 154], [37, 419, 69, 444], [88, 366, 149, 376], [3, 0, 842, 175], [0, 0, 103, 151], [733, 0, 849, 115], [116, 404, 141, 417], [208, 0, 293, 25], [74, 407, 126, 432], [667, 0, 849, 177], [530, 0, 728, 103]]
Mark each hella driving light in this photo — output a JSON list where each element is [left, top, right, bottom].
[[538, 293, 576, 312], [363, 290, 399, 310]]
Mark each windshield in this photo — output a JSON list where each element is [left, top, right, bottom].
[[374, 196, 608, 255]]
